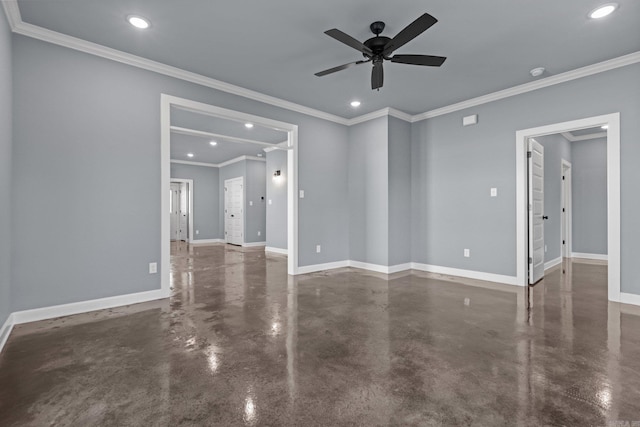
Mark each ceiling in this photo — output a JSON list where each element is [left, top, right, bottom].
[[15, 0, 640, 118]]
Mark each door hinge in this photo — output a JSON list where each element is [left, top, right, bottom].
[[562, 176, 565, 180], [527, 151, 532, 158], [528, 257, 532, 264], [562, 240, 565, 245], [562, 208, 565, 212]]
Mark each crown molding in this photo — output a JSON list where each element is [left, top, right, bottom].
[[411, 51, 640, 122], [218, 155, 265, 168], [170, 125, 277, 147], [561, 131, 607, 142], [171, 159, 220, 168], [5, 1, 639, 128]]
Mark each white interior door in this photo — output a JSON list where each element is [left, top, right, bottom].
[[224, 177, 244, 245], [178, 182, 188, 241], [561, 162, 572, 258], [528, 139, 545, 284], [170, 183, 180, 241]]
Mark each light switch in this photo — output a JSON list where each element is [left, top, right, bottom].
[[299, 190, 305, 198], [249, 201, 253, 206], [268, 199, 272, 205], [491, 188, 497, 197]]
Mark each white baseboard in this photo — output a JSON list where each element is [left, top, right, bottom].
[[11, 289, 169, 325], [621, 292, 640, 307], [349, 260, 412, 274], [572, 252, 608, 261], [297, 260, 350, 274], [190, 238, 225, 246], [265, 246, 288, 255], [410, 263, 520, 286], [544, 257, 562, 271], [0, 313, 14, 354], [243, 241, 266, 247]]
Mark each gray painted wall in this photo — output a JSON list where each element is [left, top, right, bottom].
[[388, 117, 412, 266], [11, 34, 349, 311], [572, 138, 608, 255], [266, 150, 287, 250], [536, 133, 572, 263], [170, 163, 221, 240], [348, 117, 389, 265], [0, 12, 12, 326], [245, 160, 266, 243], [411, 62, 640, 294]]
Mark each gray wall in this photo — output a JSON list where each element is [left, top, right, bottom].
[[348, 117, 389, 265], [11, 34, 349, 311], [170, 163, 221, 240], [411, 62, 640, 294], [266, 150, 287, 250], [536, 133, 572, 262], [388, 117, 412, 266], [245, 159, 266, 243], [0, 12, 12, 326], [572, 138, 608, 255]]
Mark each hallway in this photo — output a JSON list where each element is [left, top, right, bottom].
[[0, 244, 638, 425]]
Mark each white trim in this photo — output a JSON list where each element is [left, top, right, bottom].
[[348, 260, 413, 274], [190, 238, 225, 245], [516, 113, 620, 302], [171, 159, 219, 168], [263, 146, 279, 153], [1, 0, 21, 29], [561, 160, 573, 258], [544, 257, 562, 271], [218, 155, 265, 168], [0, 314, 14, 354], [265, 246, 288, 255], [561, 131, 608, 142], [242, 241, 266, 247], [170, 178, 194, 243], [412, 52, 640, 122], [11, 289, 169, 325], [170, 126, 277, 148], [571, 252, 608, 261], [621, 293, 640, 307], [297, 260, 350, 275], [411, 263, 519, 286]]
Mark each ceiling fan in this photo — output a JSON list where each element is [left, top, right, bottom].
[[315, 13, 447, 90]]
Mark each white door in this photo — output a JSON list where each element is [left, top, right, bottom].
[[528, 139, 545, 284], [170, 183, 180, 241], [170, 182, 189, 241], [224, 177, 244, 245], [561, 162, 572, 258]]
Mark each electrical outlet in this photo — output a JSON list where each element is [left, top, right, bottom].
[[464, 249, 470, 258], [316, 244, 321, 253], [258, 231, 261, 236], [491, 188, 497, 197], [196, 230, 199, 235], [268, 199, 272, 205], [249, 201, 253, 206], [300, 190, 305, 198], [149, 262, 157, 274]]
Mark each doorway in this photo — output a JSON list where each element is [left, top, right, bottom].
[[224, 177, 244, 245], [516, 113, 620, 302], [169, 178, 193, 243]]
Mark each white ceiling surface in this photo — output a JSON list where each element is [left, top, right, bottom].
[[17, 0, 640, 118], [171, 133, 269, 165]]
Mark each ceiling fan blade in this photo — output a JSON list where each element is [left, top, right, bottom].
[[390, 54, 446, 67], [371, 62, 384, 90], [382, 13, 438, 56], [324, 29, 373, 56], [315, 60, 368, 77]]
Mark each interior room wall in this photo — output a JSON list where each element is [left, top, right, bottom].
[[11, 34, 349, 312], [348, 116, 389, 266], [0, 11, 12, 328], [244, 159, 266, 244], [410, 62, 640, 294], [535, 133, 572, 263], [572, 137, 608, 255], [388, 117, 412, 266], [170, 163, 221, 240], [266, 149, 288, 250]]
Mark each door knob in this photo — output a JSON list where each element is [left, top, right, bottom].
[[543, 215, 548, 220]]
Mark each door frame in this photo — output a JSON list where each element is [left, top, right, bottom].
[[170, 178, 193, 243], [161, 94, 299, 295], [560, 160, 572, 258], [515, 113, 620, 302], [224, 176, 244, 245]]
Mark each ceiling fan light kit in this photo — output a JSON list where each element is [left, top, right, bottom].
[[315, 13, 447, 90]]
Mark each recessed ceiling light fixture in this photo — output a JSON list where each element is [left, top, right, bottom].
[[209, 141, 218, 146], [589, 3, 618, 19], [127, 15, 150, 29], [245, 123, 254, 129], [530, 67, 545, 77], [350, 100, 361, 108], [187, 153, 194, 158], [601, 124, 609, 129]]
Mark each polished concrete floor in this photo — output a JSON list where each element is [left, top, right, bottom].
[[1, 244, 639, 426]]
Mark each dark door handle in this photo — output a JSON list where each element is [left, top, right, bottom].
[[231, 214, 235, 217], [542, 215, 548, 220]]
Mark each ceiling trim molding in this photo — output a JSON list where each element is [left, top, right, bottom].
[[412, 51, 640, 122], [562, 131, 607, 142], [170, 125, 278, 147], [5, 1, 639, 128], [171, 159, 219, 168], [218, 155, 265, 168]]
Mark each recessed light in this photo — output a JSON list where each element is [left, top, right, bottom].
[[530, 67, 545, 77], [589, 3, 618, 19], [350, 100, 361, 108], [127, 15, 150, 29], [209, 141, 218, 146], [187, 153, 194, 158], [601, 125, 609, 129], [245, 123, 254, 129]]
